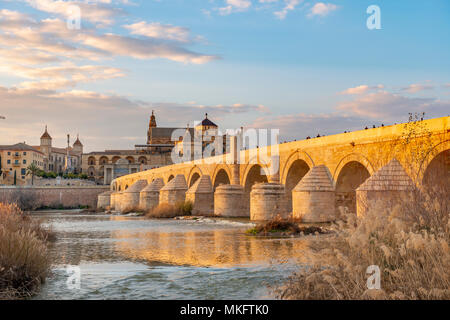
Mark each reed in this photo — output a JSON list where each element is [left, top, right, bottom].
[[275, 181, 449, 300], [0, 203, 52, 299]]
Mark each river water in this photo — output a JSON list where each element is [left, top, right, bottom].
[[33, 211, 311, 300]]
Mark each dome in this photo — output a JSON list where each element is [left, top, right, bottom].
[[198, 113, 217, 128], [73, 134, 83, 146], [40, 125, 52, 139]]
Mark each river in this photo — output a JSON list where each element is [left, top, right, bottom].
[[33, 211, 311, 300]]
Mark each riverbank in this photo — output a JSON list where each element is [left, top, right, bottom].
[[0, 203, 52, 299]]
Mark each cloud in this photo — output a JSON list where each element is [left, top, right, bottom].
[[274, 0, 301, 19], [124, 22, 192, 43], [307, 2, 338, 18], [337, 91, 449, 119], [248, 85, 449, 141], [401, 83, 434, 93], [0, 86, 269, 151], [24, 0, 125, 26], [0, 10, 218, 93], [80, 33, 217, 63], [219, 0, 252, 15], [340, 84, 384, 95]]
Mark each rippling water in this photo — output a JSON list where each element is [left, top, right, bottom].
[[33, 212, 311, 300]]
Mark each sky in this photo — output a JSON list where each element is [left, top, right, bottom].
[[0, 0, 449, 152]]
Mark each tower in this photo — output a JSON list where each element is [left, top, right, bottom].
[[147, 110, 157, 144], [40, 125, 52, 156], [73, 134, 83, 154], [149, 110, 157, 128]]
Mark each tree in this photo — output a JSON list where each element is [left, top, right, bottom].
[[26, 163, 40, 186]]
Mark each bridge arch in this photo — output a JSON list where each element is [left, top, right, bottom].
[[188, 166, 203, 187], [333, 153, 375, 182], [281, 150, 313, 213], [281, 149, 314, 185], [334, 154, 373, 214], [420, 139, 450, 188], [242, 155, 271, 184], [167, 175, 174, 183], [212, 165, 232, 190]]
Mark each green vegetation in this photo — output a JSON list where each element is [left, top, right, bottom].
[[26, 163, 40, 185], [35, 170, 88, 180], [0, 203, 52, 299], [36, 204, 90, 211]]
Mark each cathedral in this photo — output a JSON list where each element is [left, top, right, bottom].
[[82, 112, 220, 185]]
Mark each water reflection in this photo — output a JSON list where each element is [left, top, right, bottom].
[[35, 212, 311, 300], [114, 228, 310, 267]]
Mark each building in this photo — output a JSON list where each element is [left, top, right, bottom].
[[83, 112, 227, 185], [83, 111, 196, 185], [32, 126, 83, 174], [0, 143, 45, 185], [82, 112, 228, 185]]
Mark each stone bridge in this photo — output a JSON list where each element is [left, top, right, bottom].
[[102, 116, 449, 221]]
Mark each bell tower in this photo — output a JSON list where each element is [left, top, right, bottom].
[[40, 125, 52, 156], [147, 110, 157, 144]]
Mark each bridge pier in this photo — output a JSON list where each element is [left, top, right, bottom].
[[121, 180, 148, 212], [214, 135, 247, 217], [140, 178, 164, 212], [356, 159, 415, 217], [292, 165, 336, 222], [250, 183, 288, 221], [115, 191, 124, 212], [110, 192, 118, 210], [186, 175, 214, 216], [97, 190, 113, 209], [159, 174, 188, 206], [214, 184, 245, 217]]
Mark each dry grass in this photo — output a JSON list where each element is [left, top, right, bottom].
[[275, 184, 450, 300], [247, 216, 326, 236], [0, 203, 52, 299], [146, 201, 193, 218]]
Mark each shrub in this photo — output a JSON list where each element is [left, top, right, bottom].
[[274, 185, 450, 300], [0, 188, 38, 211], [247, 216, 326, 236], [146, 201, 193, 218], [0, 203, 52, 299], [178, 200, 193, 215]]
